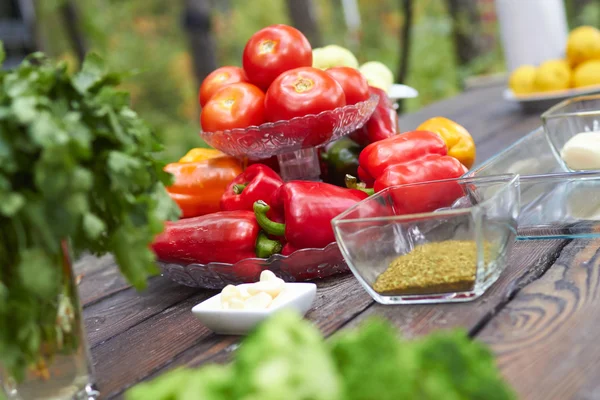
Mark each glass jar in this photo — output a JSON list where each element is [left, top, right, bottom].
[[1, 243, 99, 400]]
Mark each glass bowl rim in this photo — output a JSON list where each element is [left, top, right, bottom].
[[541, 94, 600, 121], [199, 93, 379, 136], [332, 173, 519, 225]]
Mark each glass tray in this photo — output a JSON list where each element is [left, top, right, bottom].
[[466, 127, 600, 239]]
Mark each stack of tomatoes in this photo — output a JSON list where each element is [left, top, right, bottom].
[[199, 24, 371, 132]]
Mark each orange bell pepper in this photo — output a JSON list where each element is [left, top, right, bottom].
[[416, 117, 476, 169], [178, 147, 227, 163], [165, 157, 243, 218]]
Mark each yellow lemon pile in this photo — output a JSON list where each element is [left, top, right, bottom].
[[509, 25, 600, 95]]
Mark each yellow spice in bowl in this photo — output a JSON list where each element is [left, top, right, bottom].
[[373, 240, 492, 296]]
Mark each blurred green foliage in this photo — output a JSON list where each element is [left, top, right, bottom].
[[36, 0, 508, 162]]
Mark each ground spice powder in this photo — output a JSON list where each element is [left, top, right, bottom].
[[373, 240, 492, 296]]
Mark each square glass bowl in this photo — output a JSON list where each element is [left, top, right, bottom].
[[542, 94, 600, 172], [331, 175, 520, 305]]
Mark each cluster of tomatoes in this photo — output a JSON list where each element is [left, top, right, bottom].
[[199, 24, 371, 133]]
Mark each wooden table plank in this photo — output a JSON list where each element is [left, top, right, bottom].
[[478, 239, 600, 400], [89, 292, 216, 399], [398, 86, 541, 165], [92, 239, 569, 399], [84, 276, 200, 348], [97, 273, 372, 399], [76, 254, 131, 307]]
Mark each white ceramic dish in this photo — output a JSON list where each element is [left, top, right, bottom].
[[503, 86, 600, 112], [191, 282, 317, 335], [388, 84, 419, 100]]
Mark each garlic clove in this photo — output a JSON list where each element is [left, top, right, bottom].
[[229, 297, 246, 309], [238, 286, 251, 300], [221, 284, 241, 305], [246, 279, 285, 298], [259, 270, 278, 282], [269, 287, 292, 308], [244, 292, 273, 309]]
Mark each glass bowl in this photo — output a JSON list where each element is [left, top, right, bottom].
[[199, 95, 378, 159], [467, 127, 600, 240], [331, 174, 520, 305], [542, 94, 600, 172], [157, 242, 347, 289]]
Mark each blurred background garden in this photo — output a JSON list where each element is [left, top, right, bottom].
[[1, 0, 599, 161]]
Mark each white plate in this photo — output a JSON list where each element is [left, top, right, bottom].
[[503, 85, 600, 103], [191, 283, 317, 335], [388, 84, 419, 100], [503, 85, 600, 113]]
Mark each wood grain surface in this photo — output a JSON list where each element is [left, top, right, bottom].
[[479, 239, 600, 400], [75, 86, 595, 400]]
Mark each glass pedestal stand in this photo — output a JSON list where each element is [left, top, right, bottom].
[[277, 148, 322, 181], [199, 94, 379, 182]]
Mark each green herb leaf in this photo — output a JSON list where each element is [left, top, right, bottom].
[[72, 52, 107, 93], [0, 193, 24, 216], [83, 213, 106, 239], [12, 97, 37, 123], [17, 249, 59, 298]]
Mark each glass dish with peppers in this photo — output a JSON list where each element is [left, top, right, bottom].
[[157, 121, 478, 289], [154, 164, 369, 288]]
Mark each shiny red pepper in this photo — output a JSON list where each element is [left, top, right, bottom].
[[357, 165, 375, 188], [374, 154, 467, 192], [350, 86, 399, 147], [359, 130, 448, 182], [151, 211, 281, 265], [220, 164, 283, 212], [246, 155, 280, 173], [253, 182, 368, 252], [375, 155, 467, 215]]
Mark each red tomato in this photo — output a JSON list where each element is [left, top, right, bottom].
[[201, 83, 265, 132], [242, 24, 312, 90], [325, 67, 370, 105], [264, 67, 346, 122], [199, 66, 248, 107]]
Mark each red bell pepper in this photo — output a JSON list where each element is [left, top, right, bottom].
[[358, 130, 447, 181], [246, 155, 280, 173], [357, 165, 375, 188], [220, 164, 283, 212], [253, 182, 369, 252], [351, 86, 399, 147], [375, 154, 467, 215], [151, 211, 282, 265], [373, 154, 467, 192]]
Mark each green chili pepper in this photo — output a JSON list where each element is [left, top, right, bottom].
[[320, 138, 362, 187]]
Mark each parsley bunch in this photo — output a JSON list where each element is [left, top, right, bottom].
[[0, 43, 180, 380]]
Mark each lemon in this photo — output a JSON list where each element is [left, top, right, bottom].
[[509, 65, 537, 94], [573, 59, 600, 88], [566, 26, 600, 67], [533, 59, 572, 92]]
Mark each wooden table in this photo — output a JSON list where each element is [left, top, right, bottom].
[[79, 85, 600, 400]]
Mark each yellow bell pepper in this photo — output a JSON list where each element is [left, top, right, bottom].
[[416, 117, 476, 169], [178, 147, 227, 163]]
